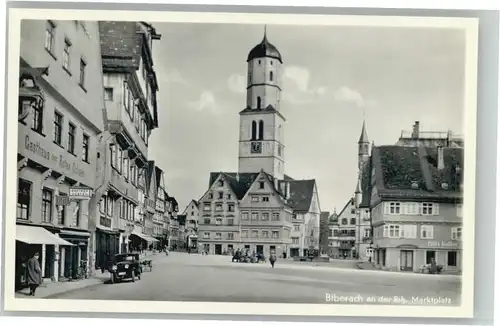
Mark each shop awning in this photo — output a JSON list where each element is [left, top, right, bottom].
[[131, 231, 159, 243], [146, 235, 159, 243], [16, 225, 74, 246]]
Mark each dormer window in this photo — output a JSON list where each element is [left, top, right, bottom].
[[441, 182, 449, 190], [411, 181, 419, 189]]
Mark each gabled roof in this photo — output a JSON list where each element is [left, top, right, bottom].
[[337, 197, 354, 217], [99, 21, 143, 72], [286, 180, 316, 213], [209, 172, 259, 200], [371, 145, 463, 201], [359, 120, 369, 144]]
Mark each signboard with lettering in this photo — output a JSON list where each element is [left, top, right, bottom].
[[56, 195, 70, 206], [18, 124, 93, 185], [427, 240, 459, 248], [70, 187, 93, 200]]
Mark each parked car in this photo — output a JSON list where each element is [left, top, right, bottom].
[[107, 253, 142, 283]]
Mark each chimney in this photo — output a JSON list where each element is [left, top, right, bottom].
[[437, 146, 445, 170], [412, 121, 420, 139]]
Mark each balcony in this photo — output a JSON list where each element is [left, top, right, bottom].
[[109, 168, 139, 202]]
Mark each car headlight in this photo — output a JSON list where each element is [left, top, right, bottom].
[[125, 264, 129, 269], [112, 266, 117, 271]]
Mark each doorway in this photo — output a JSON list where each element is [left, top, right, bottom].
[[215, 244, 222, 255], [256, 245, 264, 254], [400, 250, 414, 271], [290, 248, 299, 257], [426, 250, 436, 264]]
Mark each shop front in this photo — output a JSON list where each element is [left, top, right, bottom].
[[95, 227, 120, 271], [58, 229, 90, 279], [15, 224, 74, 290]]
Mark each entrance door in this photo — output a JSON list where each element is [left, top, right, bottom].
[[256, 245, 264, 254], [290, 248, 299, 257], [400, 250, 414, 271], [215, 244, 222, 255], [426, 250, 436, 264]]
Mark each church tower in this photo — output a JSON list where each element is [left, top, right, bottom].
[[358, 120, 370, 171], [238, 27, 285, 180]]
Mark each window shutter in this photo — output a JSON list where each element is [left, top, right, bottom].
[[429, 226, 434, 239], [434, 203, 440, 215]]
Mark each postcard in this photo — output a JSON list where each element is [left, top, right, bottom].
[[3, 5, 478, 319]]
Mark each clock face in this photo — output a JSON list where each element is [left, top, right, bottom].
[[251, 141, 262, 154]]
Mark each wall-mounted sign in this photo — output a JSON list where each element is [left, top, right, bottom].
[[427, 240, 459, 248], [55, 195, 70, 206], [70, 187, 93, 200]]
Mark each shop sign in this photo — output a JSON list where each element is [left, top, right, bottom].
[[427, 240, 459, 248], [56, 195, 70, 206], [70, 187, 93, 200]]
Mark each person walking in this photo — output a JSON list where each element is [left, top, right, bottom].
[[269, 251, 277, 268], [27, 252, 42, 296]]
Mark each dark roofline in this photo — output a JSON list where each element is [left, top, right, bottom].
[[337, 197, 354, 217]]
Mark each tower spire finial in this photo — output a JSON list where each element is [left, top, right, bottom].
[[263, 25, 267, 41]]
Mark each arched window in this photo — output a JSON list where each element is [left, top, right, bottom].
[[270, 71, 273, 81], [251, 121, 257, 140], [350, 218, 356, 225], [257, 96, 262, 109], [258, 120, 264, 140]]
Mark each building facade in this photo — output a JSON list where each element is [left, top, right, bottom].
[[97, 21, 161, 262], [327, 211, 341, 258], [181, 200, 199, 249], [17, 20, 105, 286], [196, 31, 321, 258], [369, 145, 463, 273]]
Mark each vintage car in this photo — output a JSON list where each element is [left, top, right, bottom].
[[108, 253, 142, 283]]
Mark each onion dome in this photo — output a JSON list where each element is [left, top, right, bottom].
[[247, 27, 282, 63]]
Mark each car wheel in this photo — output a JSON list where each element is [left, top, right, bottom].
[[132, 273, 136, 282]]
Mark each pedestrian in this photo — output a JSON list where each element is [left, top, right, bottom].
[[269, 251, 277, 268], [27, 252, 42, 296]]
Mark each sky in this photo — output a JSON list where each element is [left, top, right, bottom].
[[147, 22, 466, 214]]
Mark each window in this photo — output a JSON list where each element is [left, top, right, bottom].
[[251, 196, 259, 202], [457, 204, 463, 218], [342, 218, 347, 225], [228, 203, 235, 212], [422, 203, 436, 215], [227, 218, 234, 226], [272, 213, 280, 221], [218, 180, 224, 187], [294, 225, 300, 232], [53, 111, 63, 145], [227, 193, 231, 199], [447, 251, 457, 267], [270, 71, 273, 81], [451, 227, 462, 240], [261, 213, 269, 221], [67, 123, 76, 154], [106, 196, 113, 216], [123, 157, 129, 180], [45, 20, 55, 53], [242, 230, 248, 238], [262, 196, 269, 202], [31, 104, 43, 133], [333, 230, 339, 237], [63, 39, 71, 71], [75, 202, 81, 227], [404, 202, 420, 215], [383, 224, 401, 238], [251, 212, 258, 220], [228, 233, 234, 240], [218, 192, 223, 199], [79, 59, 86, 88], [99, 197, 106, 214], [41, 188, 53, 223], [292, 237, 299, 245], [257, 96, 262, 109], [421, 225, 434, 239], [204, 218, 210, 224], [82, 134, 89, 162], [251, 121, 257, 140], [351, 209, 355, 214], [215, 218, 222, 226], [251, 230, 258, 238], [258, 120, 264, 140], [17, 179, 31, 220], [203, 232, 210, 239], [262, 231, 269, 238], [208, 193, 213, 200], [57, 192, 67, 225], [104, 87, 113, 101], [272, 231, 279, 238], [241, 212, 249, 220], [259, 181, 265, 189], [215, 203, 223, 211], [386, 202, 401, 215], [350, 218, 356, 225]]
